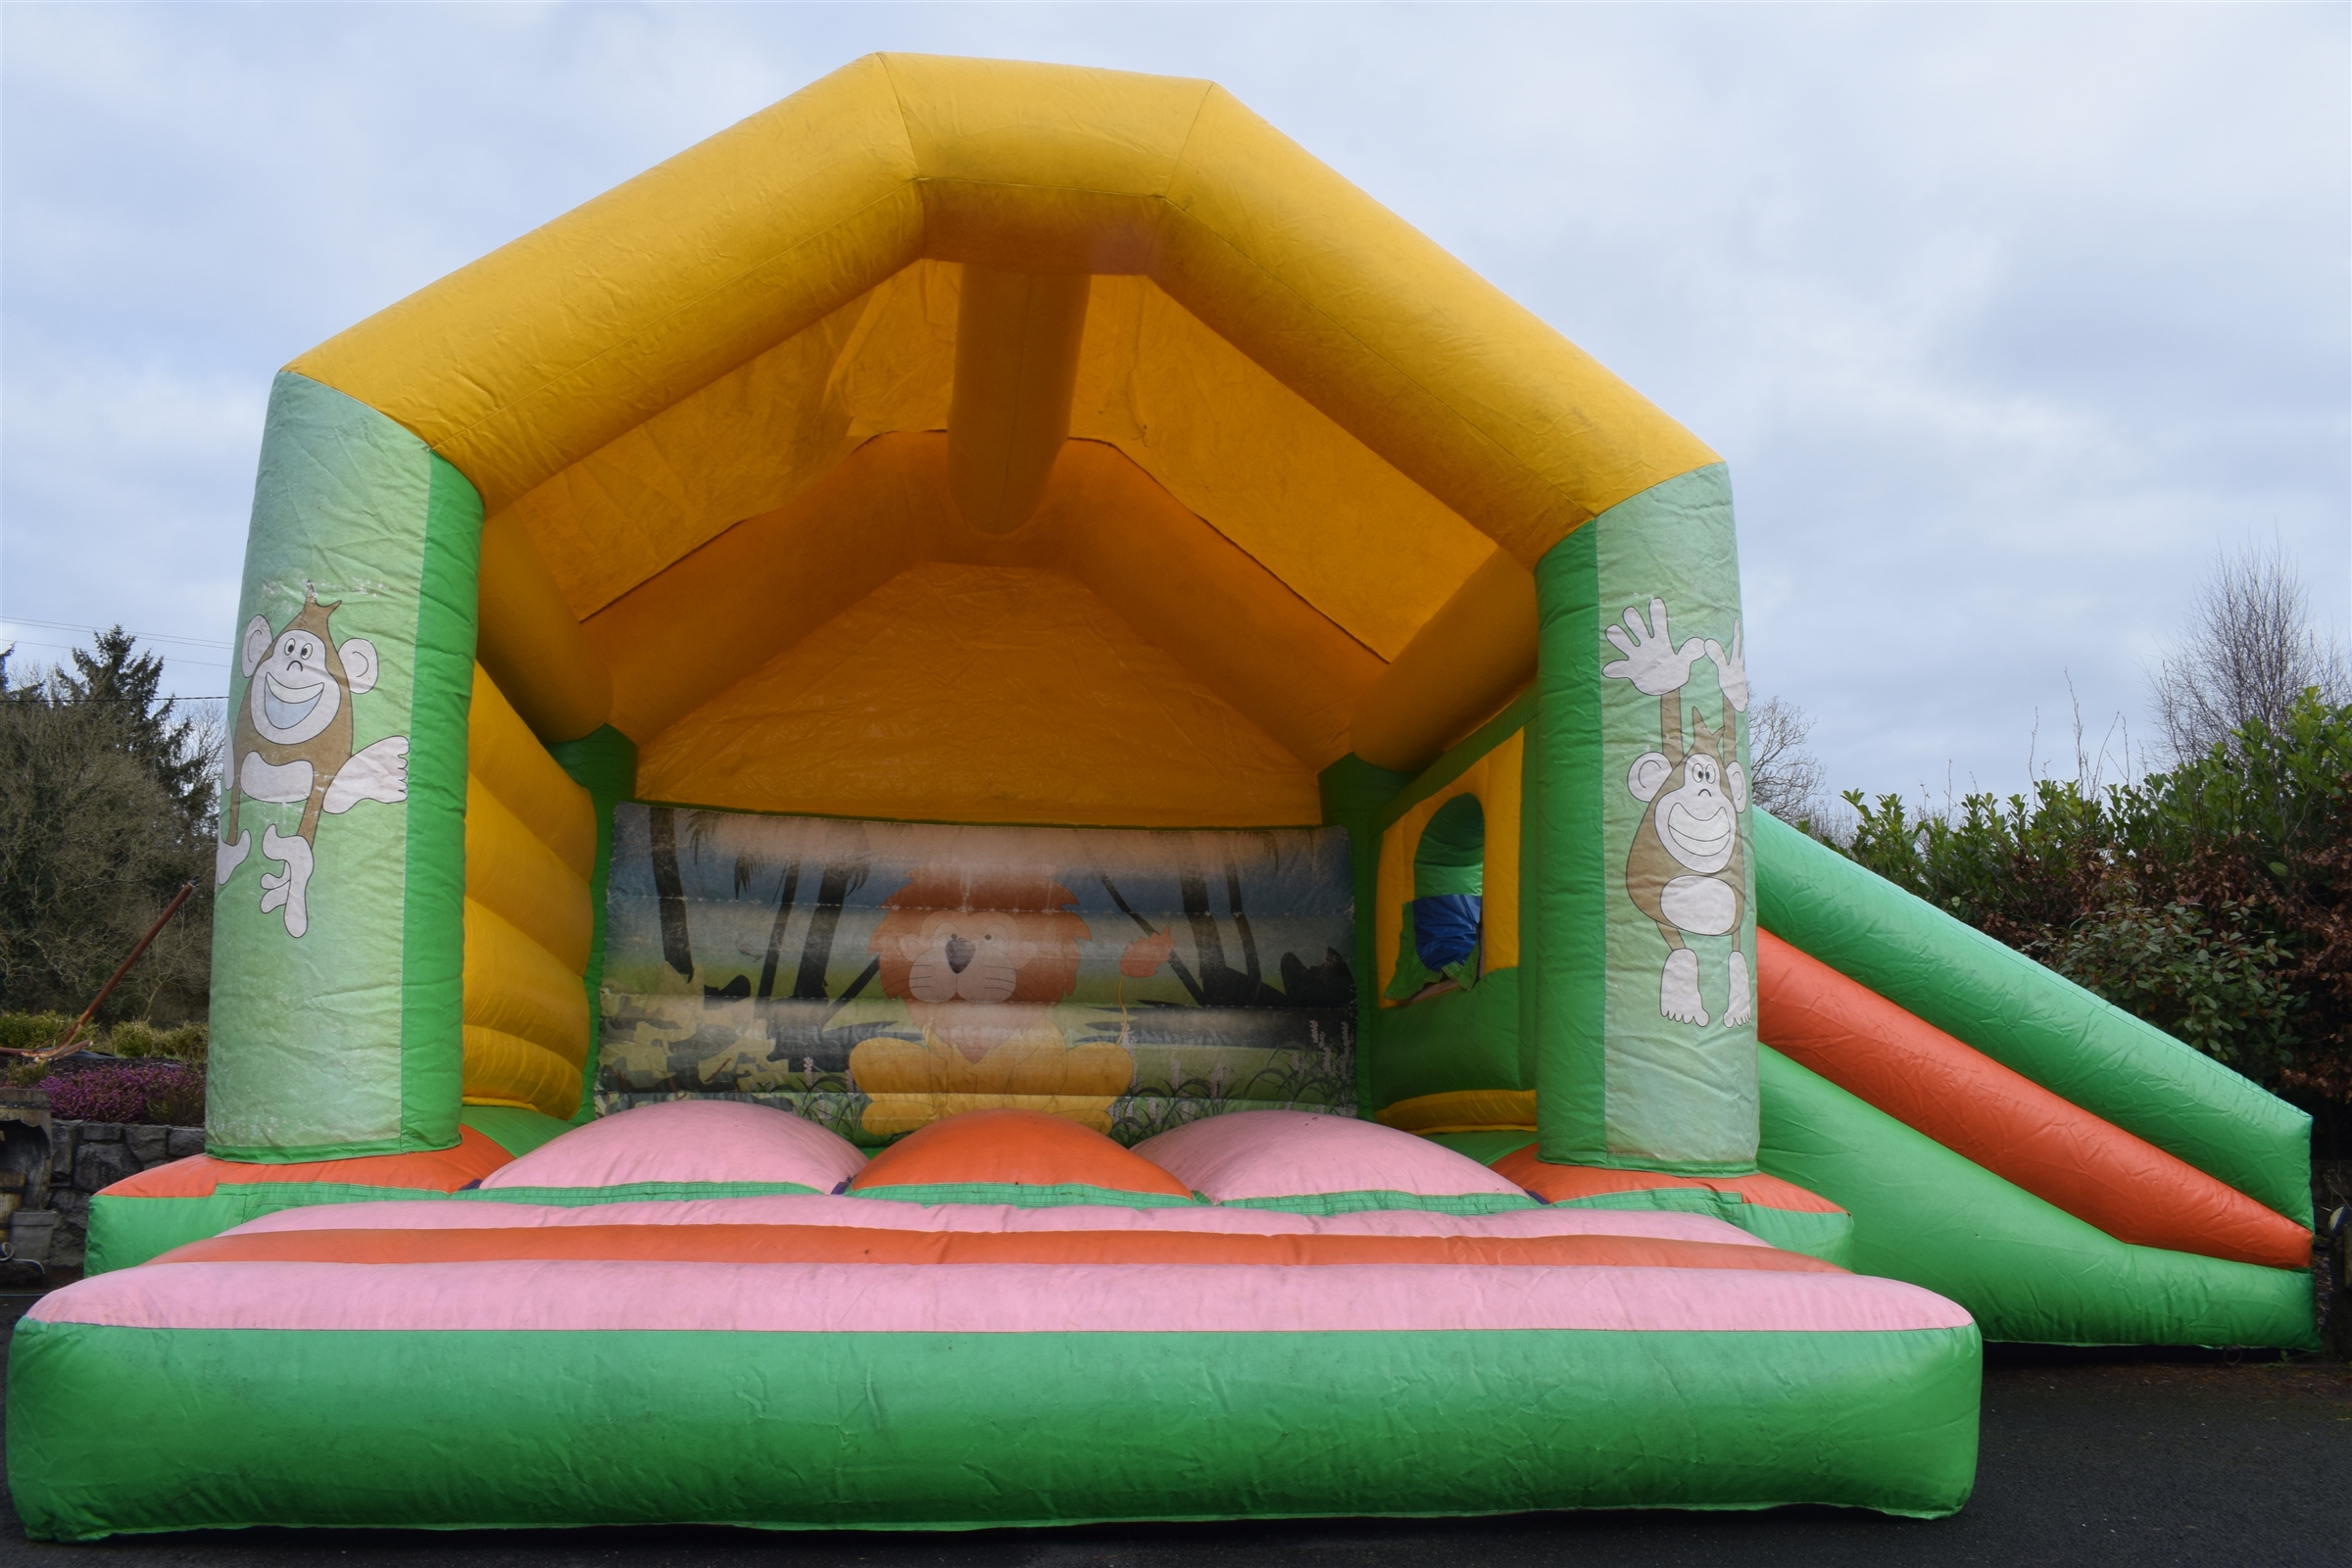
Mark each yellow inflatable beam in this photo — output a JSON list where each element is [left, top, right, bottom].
[[289, 54, 1716, 565], [950, 267, 1089, 534], [464, 779, 594, 973], [1376, 1090, 1539, 1135], [466, 665, 598, 877], [462, 1024, 583, 1121], [475, 512, 612, 743], [462, 897, 591, 1070], [589, 431, 1383, 765], [1047, 441, 1379, 769], [583, 434, 932, 741], [1350, 550, 1538, 772]]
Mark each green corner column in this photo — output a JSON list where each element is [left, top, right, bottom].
[[206, 371, 481, 1160], [1319, 754, 1413, 1119], [1525, 464, 1759, 1173], [549, 726, 640, 1122]]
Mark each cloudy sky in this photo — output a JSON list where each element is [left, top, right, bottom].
[[3, 2, 2344, 808]]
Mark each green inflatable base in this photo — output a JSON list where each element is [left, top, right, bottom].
[[83, 1183, 444, 1277], [1437, 1135, 1856, 1268], [82, 1107, 576, 1275], [9, 1321, 1982, 1538]]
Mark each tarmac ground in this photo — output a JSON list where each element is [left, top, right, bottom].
[[0, 1293, 2343, 1568]]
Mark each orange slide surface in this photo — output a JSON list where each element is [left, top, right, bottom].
[[1756, 930, 2309, 1271]]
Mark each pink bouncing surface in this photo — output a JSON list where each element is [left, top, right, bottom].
[[1133, 1108, 1527, 1201], [480, 1099, 865, 1192]]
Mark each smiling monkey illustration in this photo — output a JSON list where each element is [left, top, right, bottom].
[[215, 588, 410, 938], [1602, 597, 1752, 1028]]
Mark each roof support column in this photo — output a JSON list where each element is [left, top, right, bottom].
[[947, 266, 1090, 535]]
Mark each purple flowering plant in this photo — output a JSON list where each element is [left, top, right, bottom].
[[47, 1061, 205, 1127]]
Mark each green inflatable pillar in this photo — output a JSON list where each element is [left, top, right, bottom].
[[1525, 464, 1759, 1173], [205, 372, 482, 1160]]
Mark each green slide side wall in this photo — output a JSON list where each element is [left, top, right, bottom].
[[9, 1322, 1980, 1538], [1753, 812, 2312, 1226], [548, 726, 639, 1122], [1759, 1046, 2317, 1348], [207, 371, 480, 1160]]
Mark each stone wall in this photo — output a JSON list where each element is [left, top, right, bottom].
[[10, 1116, 203, 1276]]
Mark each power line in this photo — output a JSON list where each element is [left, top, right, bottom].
[[1, 636, 228, 670], [0, 616, 232, 651], [5, 694, 227, 704]]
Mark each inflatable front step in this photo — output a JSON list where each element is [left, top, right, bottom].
[[8, 1105, 1980, 1537]]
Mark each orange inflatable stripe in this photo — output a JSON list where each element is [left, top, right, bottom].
[[102, 1127, 514, 1200], [851, 1108, 1196, 1198], [1494, 1147, 1847, 1215], [155, 1224, 1846, 1274], [1756, 929, 2310, 1271]]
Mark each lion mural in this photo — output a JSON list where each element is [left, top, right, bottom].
[[850, 867, 1152, 1137]]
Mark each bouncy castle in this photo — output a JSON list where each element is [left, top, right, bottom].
[[7, 55, 2317, 1538]]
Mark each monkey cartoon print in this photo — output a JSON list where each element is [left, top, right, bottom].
[[1602, 597, 1752, 1029], [216, 587, 411, 938]]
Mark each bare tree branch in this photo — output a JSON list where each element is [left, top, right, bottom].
[[2149, 541, 2350, 764], [1747, 694, 1830, 826]]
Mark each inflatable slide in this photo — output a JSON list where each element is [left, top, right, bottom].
[[6, 53, 2311, 1540]]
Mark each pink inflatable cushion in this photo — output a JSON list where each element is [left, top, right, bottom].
[[1131, 1110, 1528, 1204], [478, 1100, 865, 1193]]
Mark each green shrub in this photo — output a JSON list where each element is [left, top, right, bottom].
[[105, 1019, 204, 1061], [1836, 692, 2350, 1099], [0, 1011, 80, 1054], [2031, 902, 2299, 1081]]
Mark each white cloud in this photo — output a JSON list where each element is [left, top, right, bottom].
[[3, 2, 2342, 793]]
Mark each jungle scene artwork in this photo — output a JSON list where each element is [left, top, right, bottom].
[[597, 806, 1356, 1145]]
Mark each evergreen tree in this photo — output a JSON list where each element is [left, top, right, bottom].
[[0, 635, 216, 1021], [61, 627, 217, 828]]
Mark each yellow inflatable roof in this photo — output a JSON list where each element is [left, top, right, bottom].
[[289, 54, 1717, 825]]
